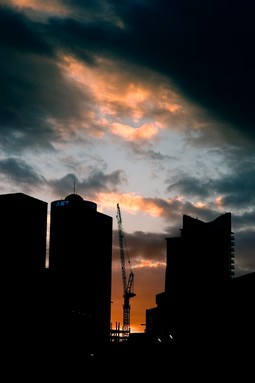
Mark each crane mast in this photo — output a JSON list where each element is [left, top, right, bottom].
[[116, 203, 136, 335]]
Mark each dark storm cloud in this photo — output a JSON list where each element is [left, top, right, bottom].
[[124, 231, 166, 261], [131, 145, 177, 162], [1, 1, 254, 152], [166, 154, 255, 210], [0, 6, 54, 151], [0, 157, 44, 185], [44, 0, 255, 141], [0, 6, 92, 153], [83, 169, 127, 190], [121, 0, 255, 140], [167, 176, 211, 199], [214, 173, 255, 209], [48, 169, 126, 197], [0, 6, 51, 54], [232, 211, 255, 232], [234, 229, 255, 275], [112, 230, 166, 263]]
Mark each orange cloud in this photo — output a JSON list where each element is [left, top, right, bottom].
[[195, 201, 207, 208], [4, 0, 68, 16], [97, 192, 164, 217], [215, 196, 223, 206], [135, 259, 166, 269], [58, 54, 184, 140], [110, 122, 158, 141]]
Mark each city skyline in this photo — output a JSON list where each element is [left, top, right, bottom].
[[0, 190, 248, 336], [2, 191, 253, 351], [1, 1, 255, 332]]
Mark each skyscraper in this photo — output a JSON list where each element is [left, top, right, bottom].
[[0, 192, 48, 273], [165, 212, 235, 295], [0, 192, 48, 347], [146, 212, 235, 344], [49, 193, 113, 347]]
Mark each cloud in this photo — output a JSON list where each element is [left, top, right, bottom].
[[166, 151, 255, 211], [3, 0, 253, 160], [0, 7, 97, 153], [112, 230, 167, 263], [235, 229, 255, 275], [0, 1, 68, 16], [2, 1, 255, 145], [48, 169, 127, 198], [0, 157, 44, 187], [41, 1, 254, 142]]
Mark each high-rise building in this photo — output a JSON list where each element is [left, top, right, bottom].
[[0, 192, 48, 346], [146, 212, 235, 344], [0, 192, 48, 273], [165, 212, 235, 295], [48, 193, 113, 347]]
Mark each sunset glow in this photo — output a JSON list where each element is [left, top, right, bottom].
[[1, 0, 255, 336]]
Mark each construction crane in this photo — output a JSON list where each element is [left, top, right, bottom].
[[116, 203, 136, 336]]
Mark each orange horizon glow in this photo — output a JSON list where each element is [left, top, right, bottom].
[[111, 257, 166, 334]]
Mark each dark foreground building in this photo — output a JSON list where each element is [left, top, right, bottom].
[[146, 213, 235, 345], [0, 192, 48, 353], [48, 193, 113, 348], [0, 192, 48, 272]]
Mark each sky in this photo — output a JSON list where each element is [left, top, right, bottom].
[[1, 0, 255, 333]]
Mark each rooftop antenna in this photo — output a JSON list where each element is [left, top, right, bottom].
[[73, 177, 76, 194]]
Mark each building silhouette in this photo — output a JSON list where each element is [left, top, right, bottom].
[[0, 192, 48, 273], [0, 191, 112, 355], [229, 271, 255, 347], [146, 212, 235, 345], [48, 193, 113, 347], [1, 191, 254, 365], [0, 193, 48, 350]]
